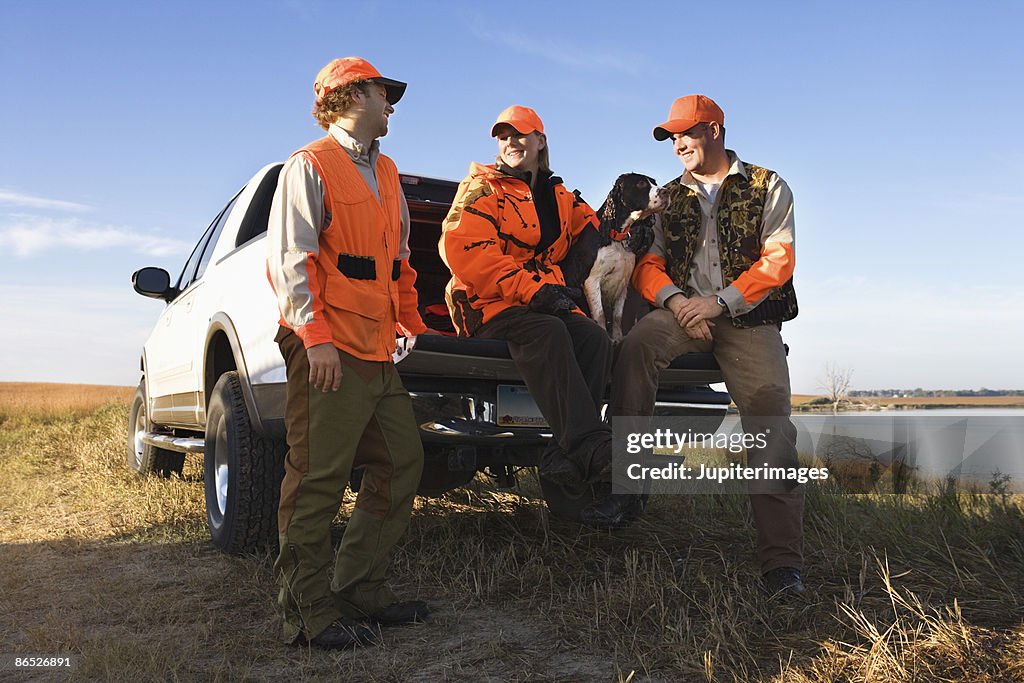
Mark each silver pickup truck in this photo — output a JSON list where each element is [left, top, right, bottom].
[[129, 163, 729, 554]]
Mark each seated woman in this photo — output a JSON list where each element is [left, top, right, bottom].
[[438, 105, 634, 526]]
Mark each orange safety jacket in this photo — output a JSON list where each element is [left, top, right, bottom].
[[439, 162, 598, 335], [273, 135, 425, 361]]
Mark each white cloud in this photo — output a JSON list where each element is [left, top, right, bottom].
[[0, 215, 192, 258], [0, 189, 91, 212], [471, 25, 647, 75]]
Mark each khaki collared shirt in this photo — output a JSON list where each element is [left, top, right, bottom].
[[648, 150, 795, 316]]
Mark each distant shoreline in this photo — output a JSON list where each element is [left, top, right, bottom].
[[792, 394, 1024, 412]]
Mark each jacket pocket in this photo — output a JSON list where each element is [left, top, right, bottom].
[[322, 275, 390, 355], [332, 183, 374, 206], [323, 275, 388, 320]]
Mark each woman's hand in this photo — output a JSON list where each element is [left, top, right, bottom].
[[529, 284, 580, 314]]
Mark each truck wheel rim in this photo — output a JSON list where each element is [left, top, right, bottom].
[[215, 419, 229, 516]]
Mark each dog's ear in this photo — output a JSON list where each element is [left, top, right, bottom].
[[599, 175, 628, 234], [628, 218, 656, 256], [560, 225, 600, 298]]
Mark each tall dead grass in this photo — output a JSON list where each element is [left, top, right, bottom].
[[0, 382, 134, 423], [1, 397, 1023, 681]]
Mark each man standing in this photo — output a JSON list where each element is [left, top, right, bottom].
[[266, 57, 431, 649], [610, 94, 805, 595]]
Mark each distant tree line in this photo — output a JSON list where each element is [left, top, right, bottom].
[[849, 388, 1024, 397]]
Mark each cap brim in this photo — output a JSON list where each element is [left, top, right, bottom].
[[490, 121, 537, 137], [374, 77, 407, 104], [652, 118, 701, 141]]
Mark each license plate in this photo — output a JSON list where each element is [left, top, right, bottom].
[[497, 385, 548, 428]]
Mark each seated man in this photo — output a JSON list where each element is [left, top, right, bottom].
[[609, 94, 806, 596]]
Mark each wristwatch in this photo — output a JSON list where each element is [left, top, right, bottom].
[[715, 295, 728, 314]]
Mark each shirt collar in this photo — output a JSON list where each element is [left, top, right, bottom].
[[495, 161, 557, 188], [680, 149, 746, 191], [328, 123, 379, 162]]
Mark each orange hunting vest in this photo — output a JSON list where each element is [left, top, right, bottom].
[[298, 135, 403, 361]]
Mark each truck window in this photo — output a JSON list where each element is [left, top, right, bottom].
[[195, 193, 240, 282], [176, 221, 215, 291], [234, 165, 283, 247]]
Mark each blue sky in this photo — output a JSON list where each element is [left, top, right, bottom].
[[1, 0, 1022, 393]]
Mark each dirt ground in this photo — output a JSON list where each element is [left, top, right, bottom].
[[3, 536, 629, 682]]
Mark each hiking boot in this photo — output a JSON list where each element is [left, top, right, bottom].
[[580, 482, 635, 528], [763, 567, 806, 597], [581, 493, 634, 528], [539, 443, 585, 485], [368, 600, 431, 627], [540, 435, 613, 486], [580, 437, 613, 483], [619, 494, 648, 522], [301, 618, 377, 650]]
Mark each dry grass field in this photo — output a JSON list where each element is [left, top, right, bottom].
[[2, 383, 1023, 681], [0, 382, 135, 423]]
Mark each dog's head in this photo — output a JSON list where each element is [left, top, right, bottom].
[[598, 173, 669, 254], [602, 173, 670, 220]]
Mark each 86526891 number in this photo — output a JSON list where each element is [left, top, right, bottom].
[[2, 654, 78, 670]]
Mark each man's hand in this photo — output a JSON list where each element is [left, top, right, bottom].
[[683, 318, 714, 341], [666, 294, 715, 342], [671, 295, 725, 328], [420, 327, 444, 336], [306, 342, 342, 392]]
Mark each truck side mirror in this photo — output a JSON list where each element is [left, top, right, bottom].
[[132, 267, 177, 301]]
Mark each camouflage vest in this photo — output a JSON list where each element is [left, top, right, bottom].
[[662, 162, 798, 328]]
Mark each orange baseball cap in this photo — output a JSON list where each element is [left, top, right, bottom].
[[313, 57, 407, 105], [490, 105, 545, 137], [653, 94, 724, 141]]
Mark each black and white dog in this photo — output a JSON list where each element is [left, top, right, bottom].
[[560, 173, 669, 341]]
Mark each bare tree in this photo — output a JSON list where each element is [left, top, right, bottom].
[[820, 363, 853, 414]]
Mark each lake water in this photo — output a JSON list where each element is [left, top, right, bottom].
[[790, 409, 1024, 492]]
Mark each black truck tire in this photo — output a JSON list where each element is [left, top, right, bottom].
[[204, 372, 285, 554], [538, 474, 596, 522], [127, 381, 184, 478]]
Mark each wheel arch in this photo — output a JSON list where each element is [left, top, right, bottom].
[[204, 313, 266, 434], [139, 351, 152, 417]]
